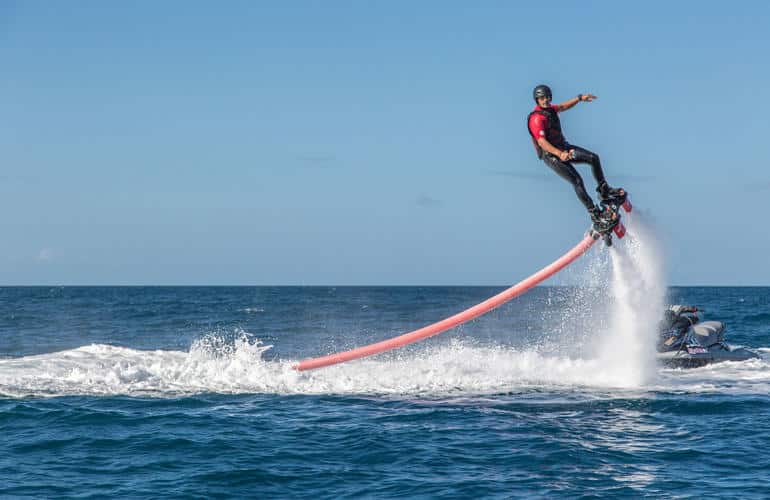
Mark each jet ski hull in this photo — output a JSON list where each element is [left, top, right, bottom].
[[657, 345, 760, 368]]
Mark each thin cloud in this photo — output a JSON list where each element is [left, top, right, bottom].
[[484, 170, 656, 184], [483, 170, 551, 182], [0, 174, 34, 183], [297, 154, 337, 168], [744, 181, 770, 192], [416, 194, 443, 208], [37, 248, 54, 262], [613, 174, 656, 183]]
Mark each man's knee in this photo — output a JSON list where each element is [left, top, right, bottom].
[[578, 149, 599, 164]]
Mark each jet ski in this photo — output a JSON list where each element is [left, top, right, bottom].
[[657, 305, 760, 368]]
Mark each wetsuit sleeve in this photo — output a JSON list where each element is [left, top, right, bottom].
[[528, 113, 546, 140]]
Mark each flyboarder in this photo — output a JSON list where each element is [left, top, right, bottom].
[[527, 84, 626, 233]]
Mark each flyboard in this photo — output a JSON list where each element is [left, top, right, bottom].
[[594, 189, 633, 246], [294, 193, 632, 371]]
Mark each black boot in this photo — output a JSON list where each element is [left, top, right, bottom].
[[597, 181, 626, 205], [589, 205, 618, 234]]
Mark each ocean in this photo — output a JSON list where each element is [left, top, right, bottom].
[[2, 228, 770, 498]]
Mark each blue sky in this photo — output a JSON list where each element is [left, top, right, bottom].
[[2, 1, 769, 285]]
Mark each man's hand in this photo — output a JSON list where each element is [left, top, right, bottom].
[[558, 149, 575, 162], [579, 93, 597, 102]]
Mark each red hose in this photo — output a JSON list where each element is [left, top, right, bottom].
[[294, 233, 598, 371]]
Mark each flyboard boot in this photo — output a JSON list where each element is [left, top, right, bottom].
[[597, 181, 632, 213]]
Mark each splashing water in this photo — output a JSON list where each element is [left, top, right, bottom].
[[597, 210, 667, 386]]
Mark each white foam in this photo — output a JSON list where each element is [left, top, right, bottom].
[[239, 307, 265, 314], [0, 338, 610, 397], [2, 334, 768, 398], [654, 352, 770, 394]]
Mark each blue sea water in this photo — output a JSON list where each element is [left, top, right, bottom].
[[1, 285, 770, 498]]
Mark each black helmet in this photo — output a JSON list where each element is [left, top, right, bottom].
[[533, 84, 552, 102]]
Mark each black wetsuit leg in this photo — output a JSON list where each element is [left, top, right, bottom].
[[569, 145, 607, 187], [542, 152, 595, 210]]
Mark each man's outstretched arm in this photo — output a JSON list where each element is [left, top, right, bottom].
[[555, 93, 597, 112]]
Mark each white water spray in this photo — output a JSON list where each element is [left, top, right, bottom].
[[597, 211, 667, 386]]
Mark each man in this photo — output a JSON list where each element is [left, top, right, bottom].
[[658, 305, 699, 352], [527, 84, 624, 231]]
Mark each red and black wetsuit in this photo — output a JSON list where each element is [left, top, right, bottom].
[[527, 105, 607, 211]]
